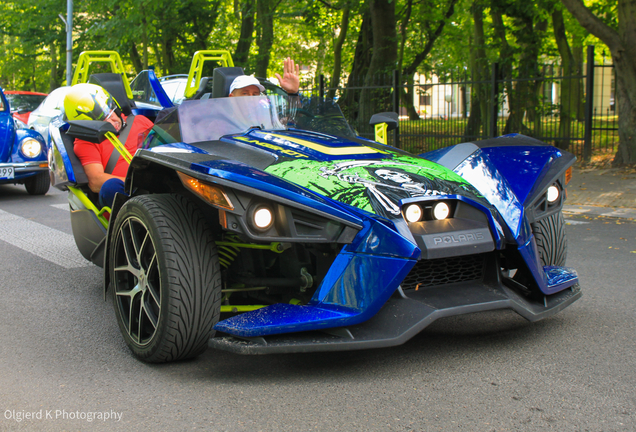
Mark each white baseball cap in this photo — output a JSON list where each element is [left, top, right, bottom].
[[229, 75, 265, 95]]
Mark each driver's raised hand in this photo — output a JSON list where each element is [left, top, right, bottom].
[[275, 57, 300, 95]]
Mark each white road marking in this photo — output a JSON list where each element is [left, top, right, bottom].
[[51, 203, 70, 211], [0, 209, 92, 268], [565, 219, 590, 225]]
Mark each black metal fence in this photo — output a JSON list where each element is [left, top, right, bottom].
[[299, 46, 617, 161]]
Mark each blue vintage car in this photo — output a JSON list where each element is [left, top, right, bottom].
[[0, 86, 50, 195], [49, 51, 580, 363]]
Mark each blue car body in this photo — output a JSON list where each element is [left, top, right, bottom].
[[49, 69, 580, 362], [0, 87, 50, 194]]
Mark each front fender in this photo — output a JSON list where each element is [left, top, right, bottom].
[[12, 128, 48, 163]]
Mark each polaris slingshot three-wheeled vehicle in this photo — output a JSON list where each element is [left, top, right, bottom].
[[48, 51, 580, 363]]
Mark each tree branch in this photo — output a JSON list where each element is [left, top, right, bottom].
[[402, 0, 459, 77], [316, 0, 341, 9], [560, 0, 621, 50]]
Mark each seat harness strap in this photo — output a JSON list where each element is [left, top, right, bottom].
[[105, 115, 136, 174]]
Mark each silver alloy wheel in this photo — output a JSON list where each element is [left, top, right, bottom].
[[110, 194, 222, 362], [113, 216, 161, 346]]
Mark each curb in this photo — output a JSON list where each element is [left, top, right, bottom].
[[563, 205, 636, 220]]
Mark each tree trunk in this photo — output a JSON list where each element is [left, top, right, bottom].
[[316, 35, 326, 78], [130, 42, 143, 74], [255, 0, 276, 78], [142, 17, 149, 71], [504, 14, 546, 136], [342, 8, 373, 124], [561, 0, 636, 164], [613, 58, 636, 164], [234, 0, 255, 68], [161, 32, 176, 75], [491, 8, 515, 137], [153, 42, 164, 72], [465, 1, 487, 139], [571, 35, 585, 122], [359, 0, 397, 127], [552, 8, 575, 150], [49, 41, 59, 91], [397, 0, 412, 74], [328, 7, 350, 99], [399, 77, 420, 120]]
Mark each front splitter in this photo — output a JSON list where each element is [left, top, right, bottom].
[[208, 281, 581, 355]]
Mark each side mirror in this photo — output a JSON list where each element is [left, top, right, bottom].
[[369, 112, 398, 145], [369, 112, 399, 131], [66, 120, 118, 143]]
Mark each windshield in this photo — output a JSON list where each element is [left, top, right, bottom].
[[130, 71, 163, 107], [6, 94, 47, 112], [149, 95, 355, 147], [288, 96, 356, 138]]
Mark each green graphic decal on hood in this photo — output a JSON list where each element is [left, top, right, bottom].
[[266, 153, 484, 218]]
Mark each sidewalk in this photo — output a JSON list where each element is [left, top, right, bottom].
[[564, 167, 636, 219]]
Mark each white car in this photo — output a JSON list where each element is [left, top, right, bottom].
[[158, 74, 188, 105], [27, 86, 71, 142]]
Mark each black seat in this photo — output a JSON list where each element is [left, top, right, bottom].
[[191, 77, 212, 100], [212, 67, 245, 98], [89, 73, 136, 115], [59, 127, 99, 205], [59, 128, 89, 185]]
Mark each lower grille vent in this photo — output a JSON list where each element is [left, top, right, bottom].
[[401, 254, 486, 290]]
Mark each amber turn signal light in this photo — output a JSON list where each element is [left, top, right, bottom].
[[565, 167, 572, 185], [177, 172, 234, 210]]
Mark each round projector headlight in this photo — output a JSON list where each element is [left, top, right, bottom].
[[433, 202, 450, 220], [547, 185, 560, 203], [253, 206, 273, 230], [404, 204, 423, 223], [21, 138, 42, 158]]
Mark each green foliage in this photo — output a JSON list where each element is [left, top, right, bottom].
[[0, 0, 618, 96], [0, 0, 66, 90]]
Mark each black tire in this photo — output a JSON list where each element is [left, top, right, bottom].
[[24, 171, 50, 195], [110, 194, 222, 363], [533, 211, 567, 267]]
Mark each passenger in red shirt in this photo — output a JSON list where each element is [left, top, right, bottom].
[[64, 83, 153, 207]]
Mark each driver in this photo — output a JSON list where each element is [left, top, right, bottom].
[[64, 83, 153, 208], [228, 57, 300, 97]]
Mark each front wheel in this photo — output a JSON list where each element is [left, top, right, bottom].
[[533, 211, 567, 267], [110, 194, 222, 363], [24, 171, 50, 195]]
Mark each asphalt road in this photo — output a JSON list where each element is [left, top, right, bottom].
[[0, 184, 634, 431]]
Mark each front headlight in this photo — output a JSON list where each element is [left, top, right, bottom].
[[248, 204, 275, 232], [403, 200, 454, 223], [432, 202, 450, 220], [547, 185, 560, 203], [20, 138, 42, 158], [404, 204, 423, 223]]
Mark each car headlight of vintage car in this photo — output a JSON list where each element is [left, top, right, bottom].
[[20, 138, 43, 158]]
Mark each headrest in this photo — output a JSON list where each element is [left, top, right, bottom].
[[88, 73, 136, 115], [212, 67, 245, 98]]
